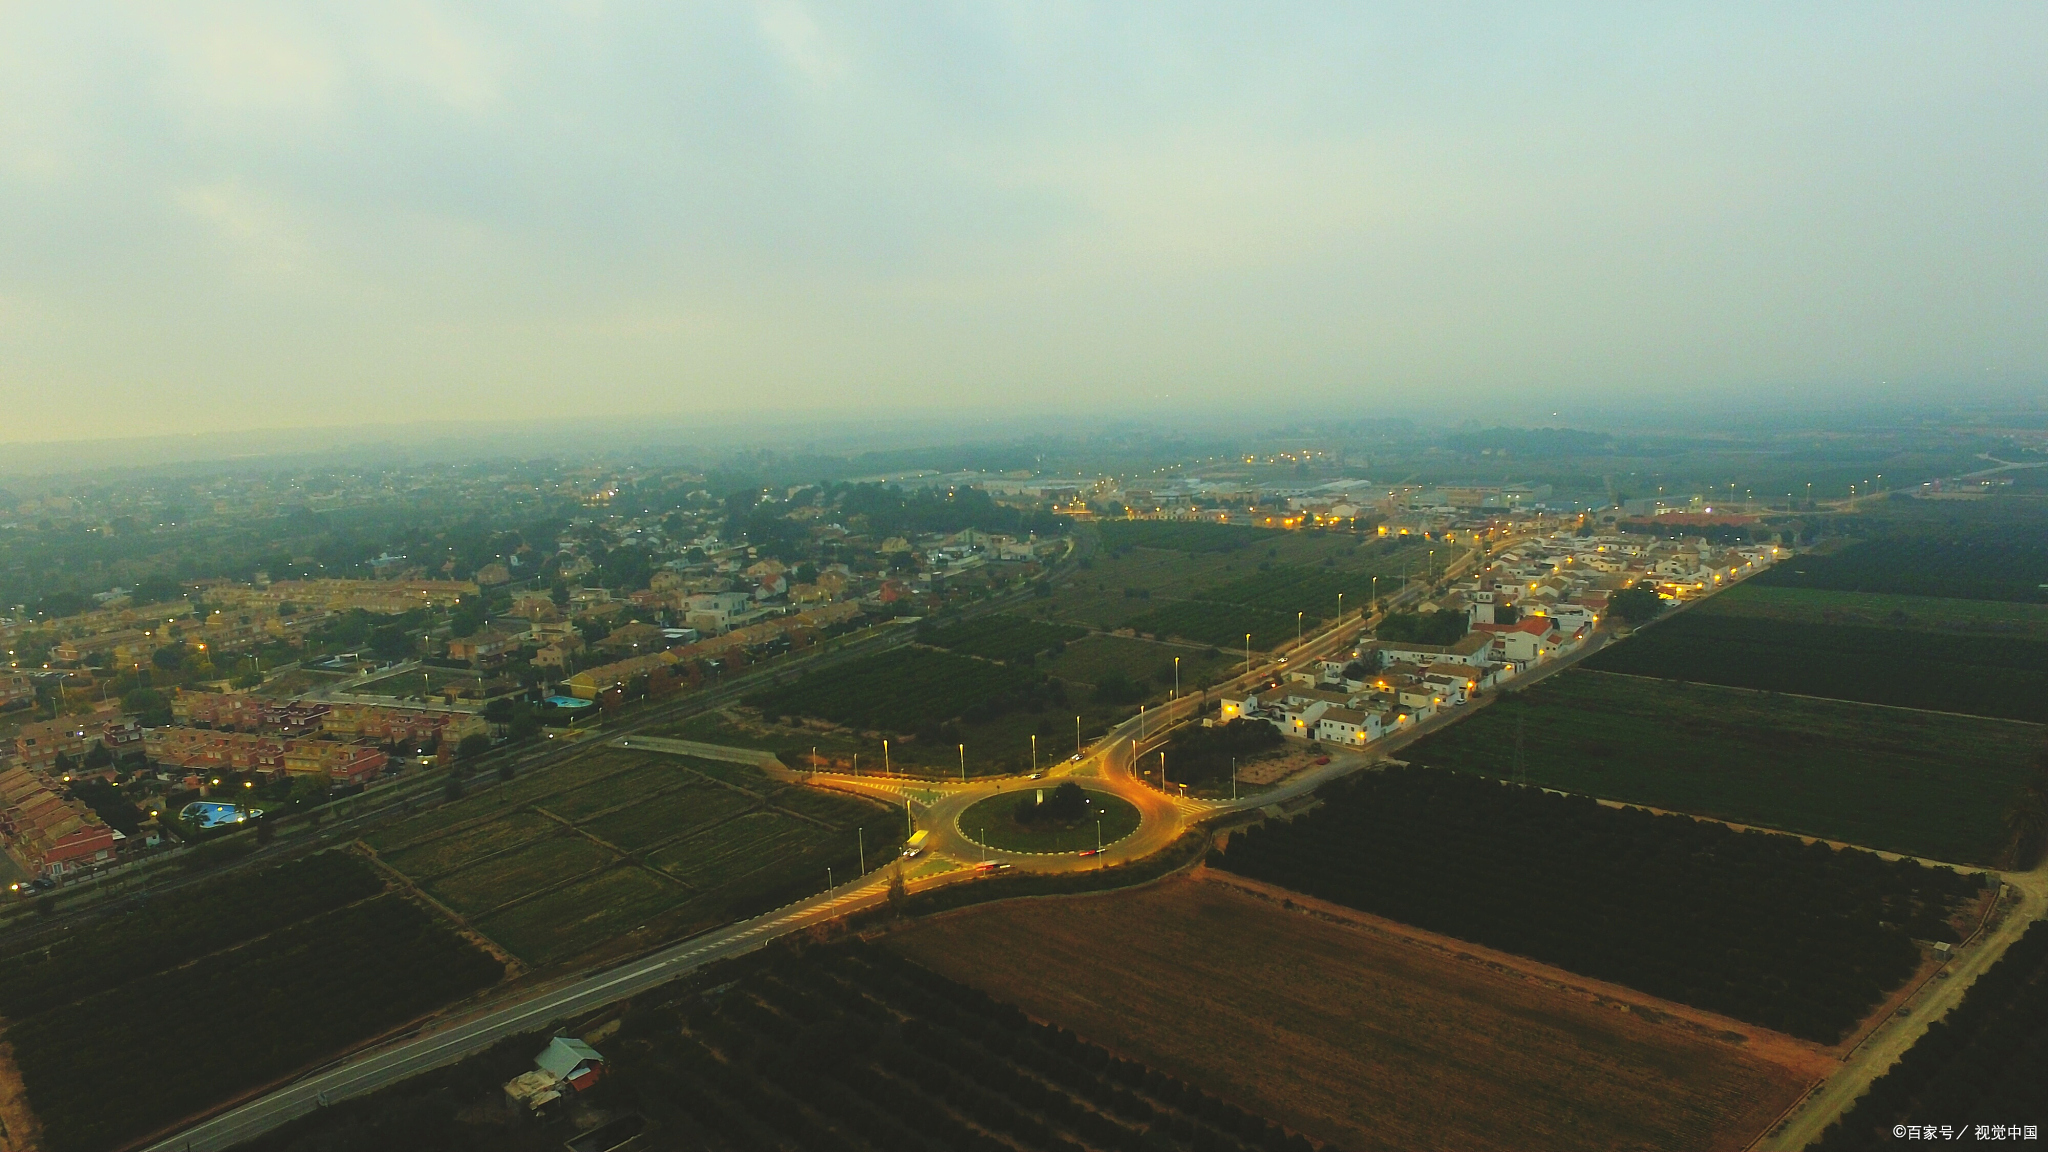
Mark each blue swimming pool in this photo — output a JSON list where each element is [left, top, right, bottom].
[[181, 801, 261, 829]]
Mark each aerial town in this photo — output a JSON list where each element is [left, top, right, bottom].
[[4, 6, 2046, 1152]]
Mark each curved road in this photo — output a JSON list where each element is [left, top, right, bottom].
[[140, 534, 1499, 1151]]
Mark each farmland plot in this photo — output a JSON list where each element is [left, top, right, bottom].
[[892, 879, 1810, 1152], [1584, 611, 2048, 722], [1, 856, 498, 1152], [1404, 669, 2042, 864], [1211, 767, 1983, 1043], [921, 614, 1088, 663]]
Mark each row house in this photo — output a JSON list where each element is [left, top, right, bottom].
[[321, 703, 486, 747], [15, 717, 113, 774], [1, 672, 33, 711], [0, 767, 119, 878], [52, 628, 154, 666], [145, 728, 388, 786]]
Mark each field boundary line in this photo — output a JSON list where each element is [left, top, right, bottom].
[[1580, 668, 2046, 727], [361, 850, 523, 978], [1195, 869, 1837, 1075]]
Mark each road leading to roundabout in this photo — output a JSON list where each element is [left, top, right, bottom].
[[956, 785, 1141, 855]]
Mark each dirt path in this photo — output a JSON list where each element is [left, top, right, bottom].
[[1756, 860, 2048, 1150]]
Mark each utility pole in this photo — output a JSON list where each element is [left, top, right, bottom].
[[1232, 756, 1237, 801]]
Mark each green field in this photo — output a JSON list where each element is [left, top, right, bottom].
[[363, 748, 901, 966], [379, 811, 551, 878], [0, 854, 499, 1152], [475, 867, 687, 966], [744, 646, 1050, 733], [919, 614, 1088, 662], [1585, 608, 2048, 722], [1126, 600, 1300, 650], [958, 786, 1143, 853], [1045, 526, 1414, 632], [1401, 670, 2042, 865], [1041, 632, 1240, 692], [1700, 584, 2048, 640], [581, 783, 757, 850], [428, 835, 613, 916]]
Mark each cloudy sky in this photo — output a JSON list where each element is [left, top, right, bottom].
[[2, 3, 2044, 444]]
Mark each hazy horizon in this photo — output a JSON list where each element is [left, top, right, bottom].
[[5, 3, 2046, 444]]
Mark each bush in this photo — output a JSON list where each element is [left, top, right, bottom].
[[456, 733, 492, 761]]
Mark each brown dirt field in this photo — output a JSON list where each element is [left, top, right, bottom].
[[887, 875, 1816, 1152], [0, 1037, 43, 1151]]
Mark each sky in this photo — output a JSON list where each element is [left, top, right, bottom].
[[2, 3, 2045, 445]]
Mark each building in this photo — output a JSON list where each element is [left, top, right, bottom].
[[1359, 632, 1494, 669], [0, 766, 120, 878], [447, 629, 521, 666], [2, 673, 37, 711], [504, 1037, 607, 1114]]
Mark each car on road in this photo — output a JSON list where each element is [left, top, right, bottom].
[[1077, 848, 1100, 858], [1068, 754, 1081, 762], [1026, 772, 1043, 780], [975, 861, 1011, 873], [902, 830, 930, 858]]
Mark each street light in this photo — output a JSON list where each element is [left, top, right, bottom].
[[883, 739, 890, 774], [1297, 611, 1303, 651], [958, 743, 966, 783], [1030, 733, 1036, 774]]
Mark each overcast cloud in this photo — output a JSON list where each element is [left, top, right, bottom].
[[2, 3, 2044, 443]]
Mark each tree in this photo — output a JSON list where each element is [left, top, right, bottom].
[[449, 600, 487, 638], [483, 698, 516, 725], [1608, 584, 1666, 624], [444, 774, 465, 801], [456, 733, 492, 761], [369, 623, 413, 661], [1375, 610, 1468, 645], [122, 686, 172, 726], [151, 643, 187, 671]]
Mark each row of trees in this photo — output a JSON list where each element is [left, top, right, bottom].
[[603, 942, 1315, 1152], [15, 893, 503, 1152], [1584, 611, 2048, 722], [0, 851, 382, 1021], [921, 615, 1088, 665], [746, 647, 1053, 735], [1212, 767, 1983, 1043], [1814, 921, 2048, 1148]]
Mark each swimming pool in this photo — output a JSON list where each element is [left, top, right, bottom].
[[181, 801, 261, 829]]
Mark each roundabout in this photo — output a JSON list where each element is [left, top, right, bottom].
[[955, 783, 1142, 855]]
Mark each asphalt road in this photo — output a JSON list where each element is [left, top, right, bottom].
[[138, 859, 983, 1152], [137, 530, 1503, 1149]]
